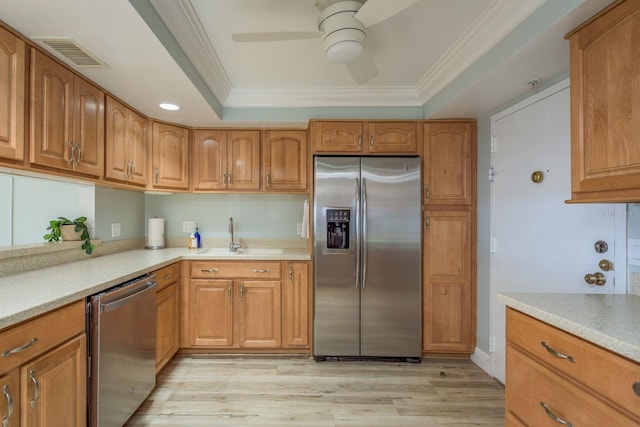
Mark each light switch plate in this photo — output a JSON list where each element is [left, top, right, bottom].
[[296, 223, 303, 235], [183, 221, 195, 233], [111, 223, 121, 238]]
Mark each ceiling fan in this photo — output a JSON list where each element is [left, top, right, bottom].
[[231, 0, 420, 84]]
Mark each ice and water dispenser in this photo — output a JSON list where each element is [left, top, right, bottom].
[[325, 208, 351, 250]]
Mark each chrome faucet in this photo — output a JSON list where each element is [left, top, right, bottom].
[[228, 217, 241, 252]]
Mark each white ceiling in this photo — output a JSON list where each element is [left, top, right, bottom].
[[0, 0, 614, 127]]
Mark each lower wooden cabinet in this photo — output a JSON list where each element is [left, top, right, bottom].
[[0, 301, 86, 427], [154, 263, 180, 372], [422, 208, 474, 354], [183, 260, 309, 352], [506, 308, 640, 425]]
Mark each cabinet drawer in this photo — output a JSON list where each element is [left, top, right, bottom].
[[154, 262, 180, 292], [507, 308, 640, 418], [191, 261, 281, 279], [507, 345, 636, 426], [0, 301, 84, 374]]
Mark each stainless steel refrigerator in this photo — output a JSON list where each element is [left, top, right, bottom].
[[313, 156, 422, 360]]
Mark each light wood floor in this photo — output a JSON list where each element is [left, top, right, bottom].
[[126, 355, 505, 426]]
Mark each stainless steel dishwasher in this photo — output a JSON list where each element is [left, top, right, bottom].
[[87, 274, 157, 427]]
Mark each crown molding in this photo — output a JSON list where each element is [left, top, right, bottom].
[[415, 0, 548, 104]]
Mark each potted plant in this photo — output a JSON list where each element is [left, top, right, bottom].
[[44, 216, 95, 255]]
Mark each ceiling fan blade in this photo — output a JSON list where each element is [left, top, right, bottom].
[[232, 32, 321, 43], [346, 52, 378, 85], [354, 0, 420, 28]]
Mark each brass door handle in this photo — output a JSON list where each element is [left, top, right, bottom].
[[598, 259, 613, 271], [584, 272, 606, 286]]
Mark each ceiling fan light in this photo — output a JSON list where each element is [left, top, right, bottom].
[[326, 40, 364, 64]]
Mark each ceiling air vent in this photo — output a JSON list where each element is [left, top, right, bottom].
[[32, 37, 109, 69]]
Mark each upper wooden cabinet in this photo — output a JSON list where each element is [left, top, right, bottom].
[[30, 49, 104, 177], [151, 121, 189, 190], [0, 27, 26, 163], [263, 130, 308, 191], [567, 0, 640, 202], [192, 129, 260, 191], [423, 121, 474, 205], [105, 96, 149, 186], [311, 121, 418, 154]]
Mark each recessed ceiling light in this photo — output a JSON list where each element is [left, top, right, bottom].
[[159, 103, 180, 111]]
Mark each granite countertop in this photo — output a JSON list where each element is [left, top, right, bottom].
[[498, 292, 640, 363], [0, 247, 310, 330]]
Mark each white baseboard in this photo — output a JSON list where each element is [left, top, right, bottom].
[[470, 347, 491, 375]]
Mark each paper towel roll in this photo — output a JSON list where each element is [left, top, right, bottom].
[[146, 217, 165, 249]]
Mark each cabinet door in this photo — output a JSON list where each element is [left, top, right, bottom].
[[568, 0, 640, 200], [21, 334, 86, 427], [105, 97, 129, 182], [282, 262, 309, 348], [192, 129, 227, 190], [422, 209, 472, 353], [237, 280, 281, 348], [151, 122, 189, 189], [227, 130, 260, 190], [128, 108, 149, 186], [72, 76, 104, 177], [264, 130, 308, 191], [312, 121, 363, 153], [30, 49, 74, 170], [368, 122, 418, 154], [156, 282, 179, 373], [423, 122, 473, 205], [190, 280, 234, 347], [0, 369, 19, 427], [0, 27, 25, 162]]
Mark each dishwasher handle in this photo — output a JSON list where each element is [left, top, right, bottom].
[[101, 281, 157, 313]]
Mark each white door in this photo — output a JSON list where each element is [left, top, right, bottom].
[[489, 80, 626, 383]]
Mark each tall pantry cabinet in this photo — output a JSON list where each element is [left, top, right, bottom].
[[422, 121, 476, 354]]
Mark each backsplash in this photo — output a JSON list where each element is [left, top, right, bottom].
[[628, 203, 640, 295]]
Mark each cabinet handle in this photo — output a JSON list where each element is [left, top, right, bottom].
[[223, 172, 227, 186], [29, 370, 39, 409], [240, 283, 244, 301], [228, 173, 232, 185], [358, 134, 362, 147], [266, 171, 271, 187], [288, 266, 293, 282], [253, 269, 271, 273], [369, 135, 374, 147], [227, 282, 232, 300], [540, 341, 576, 363], [163, 274, 172, 280], [200, 268, 219, 273], [540, 402, 573, 427], [75, 143, 82, 167], [67, 141, 75, 167], [425, 187, 430, 201], [154, 168, 159, 185], [2, 384, 13, 427], [2, 337, 38, 358], [424, 213, 430, 230]]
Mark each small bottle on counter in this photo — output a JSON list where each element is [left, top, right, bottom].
[[188, 231, 197, 249], [194, 227, 201, 249]]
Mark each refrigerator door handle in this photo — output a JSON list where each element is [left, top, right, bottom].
[[362, 177, 368, 290], [355, 178, 361, 289]]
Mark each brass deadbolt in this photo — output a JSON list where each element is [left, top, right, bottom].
[[531, 171, 544, 183]]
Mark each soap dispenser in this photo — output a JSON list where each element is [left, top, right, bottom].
[[194, 227, 201, 249]]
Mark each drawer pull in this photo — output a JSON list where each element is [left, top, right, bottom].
[[2, 337, 39, 358], [163, 274, 172, 279], [201, 268, 219, 273], [29, 370, 39, 409], [253, 269, 271, 273], [2, 384, 13, 427], [540, 402, 573, 427], [541, 341, 576, 363], [633, 382, 640, 397]]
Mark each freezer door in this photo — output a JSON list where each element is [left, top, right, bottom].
[[360, 157, 422, 357], [314, 157, 360, 357]]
